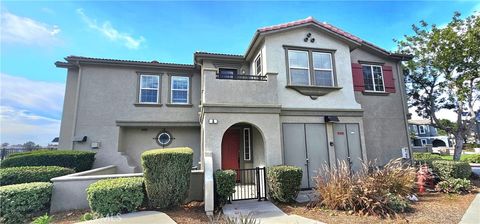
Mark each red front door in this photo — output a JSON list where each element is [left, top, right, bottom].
[[221, 129, 240, 171]]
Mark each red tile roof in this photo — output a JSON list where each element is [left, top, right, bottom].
[[257, 16, 397, 56]]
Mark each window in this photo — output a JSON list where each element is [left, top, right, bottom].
[[413, 125, 418, 134], [312, 52, 333, 86], [287, 49, 334, 86], [421, 139, 427, 146], [139, 75, 160, 104], [171, 76, 189, 104], [288, 50, 310, 85], [255, 54, 262, 76], [156, 131, 172, 146], [218, 68, 237, 78], [243, 128, 251, 161], [419, 125, 426, 134], [362, 65, 384, 92]]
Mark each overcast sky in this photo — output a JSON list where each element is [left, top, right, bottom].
[[1, 1, 479, 145]]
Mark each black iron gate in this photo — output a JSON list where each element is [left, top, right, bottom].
[[230, 167, 267, 201]]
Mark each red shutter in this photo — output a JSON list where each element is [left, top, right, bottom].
[[382, 65, 395, 93], [351, 63, 364, 91]]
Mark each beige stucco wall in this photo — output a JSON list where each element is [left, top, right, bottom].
[[58, 68, 79, 149], [350, 48, 410, 165], [119, 126, 201, 171], [264, 27, 361, 110], [59, 64, 201, 173]]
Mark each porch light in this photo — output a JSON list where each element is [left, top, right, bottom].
[[324, 116, 339, 123]]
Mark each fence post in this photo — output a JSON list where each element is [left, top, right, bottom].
[[262, 167, 267, 201], [256, 167, 261, 201]]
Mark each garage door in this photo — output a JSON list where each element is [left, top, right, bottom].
[[283, 123, 329, 189]]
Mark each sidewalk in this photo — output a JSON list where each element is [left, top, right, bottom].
[[223, 200, 324, 224], [77, 211, 176, 224], [459, 193, 480, 224]]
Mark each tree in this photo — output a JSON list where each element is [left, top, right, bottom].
[[1, 143, 8, 148], [23, 141, 39, 151], [397, 12, 479, 160]]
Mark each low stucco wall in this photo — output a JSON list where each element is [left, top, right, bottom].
[[50, 166, 204, 213]]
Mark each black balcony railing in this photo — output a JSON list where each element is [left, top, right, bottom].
[[216, 74, 267, 81]]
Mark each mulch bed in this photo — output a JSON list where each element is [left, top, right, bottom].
[[278, 192, 477, 224]]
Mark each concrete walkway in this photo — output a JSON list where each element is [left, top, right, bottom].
[[77, 211, 176, 224], [459, 193, 480, 224], [223, 200, 324, 224]]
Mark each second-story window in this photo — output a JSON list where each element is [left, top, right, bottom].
[[139, 74, 160, 104], [287, 49, 335, 86], [171, 76, 189, 104], [362, 65, 384, 92], [288, 50, 310, 85], [419, 125, 426, 134], [255, 54, 262, 76]]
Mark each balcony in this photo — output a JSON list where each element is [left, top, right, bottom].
[[216, 73, 267, 81]]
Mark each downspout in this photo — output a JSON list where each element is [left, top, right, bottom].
[[396, 62, 413, 161]]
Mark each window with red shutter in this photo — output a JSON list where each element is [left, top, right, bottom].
[[382, 65, 396, 93], [351, 63, 364, 91]]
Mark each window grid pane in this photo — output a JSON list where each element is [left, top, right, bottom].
[[290, 68, 310, 85], [171, 76, 189, 104], [288, 50, 309, 68], [362, 66, 374, 91], [255, 56, 262, 75], [313, 52, 332, 69], [314, 70, 333, 86], [139, 75, 159, 103]]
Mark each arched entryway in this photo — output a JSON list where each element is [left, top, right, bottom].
[[221, 122, 265, 171], [432, 139, 447, 147], [220, 122, 267, 201]]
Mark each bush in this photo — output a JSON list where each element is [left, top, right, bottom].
[[141, 147, 193, 208], [436, 178, 471, 194], [32, 213, 53, 224], [214, 170, 236, 206], [267, 165, 302, 203], [0, 182, 53, 224], [461, 154, 480, 163], [86, 177, 145, 216], [0, 166, 74, 186], [431, 160, 472, 179], [413, 152, 443, 166], [315, 159, 416, 218], [1, 150, 95, 172]]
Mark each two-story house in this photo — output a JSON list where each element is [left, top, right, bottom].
[[408, 119, 450, 149], [55, 17, 412, 209]]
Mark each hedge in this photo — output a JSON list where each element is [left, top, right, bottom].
[[86, 177, 145, 216], [214, 170, 236, 206], [413, 152, 443, 166], [141, 147, 193, 208], [431, 160, 472, 179], [0, 166, 74, 186], [267, 165, 302, 203], [1, 150, 95, 172], [0, 182, 53, 224]]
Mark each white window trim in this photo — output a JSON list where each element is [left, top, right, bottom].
[[254, 54, 262, 76], [419, 125, 426, 134], [421, 139, 428, 146], [362, 64, 385, 92], [312, 52, 334, 86], [170, 76, 189, 104], [139, 74, 160, 104], [288, 50, 311, 85], [243, 128, 251, 161], [413, 125, 419, 135]]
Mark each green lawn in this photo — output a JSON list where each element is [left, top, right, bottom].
[[439, 154, 480, 163]]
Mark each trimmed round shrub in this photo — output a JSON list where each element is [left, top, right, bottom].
[[0, 166, 74, 186], [431, 160, 472, 179], [0, 182, 53, 224], [86, 177, 145, 216], [141, 147, 193, 208], [1, 150, 95, 172], [267, 165, 302, 203], [214, 169, 236, 206]]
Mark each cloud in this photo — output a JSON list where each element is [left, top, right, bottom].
[[76, 8, 145, 50], [0, 10, 60, 46], [0, 74, 65, 145]]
